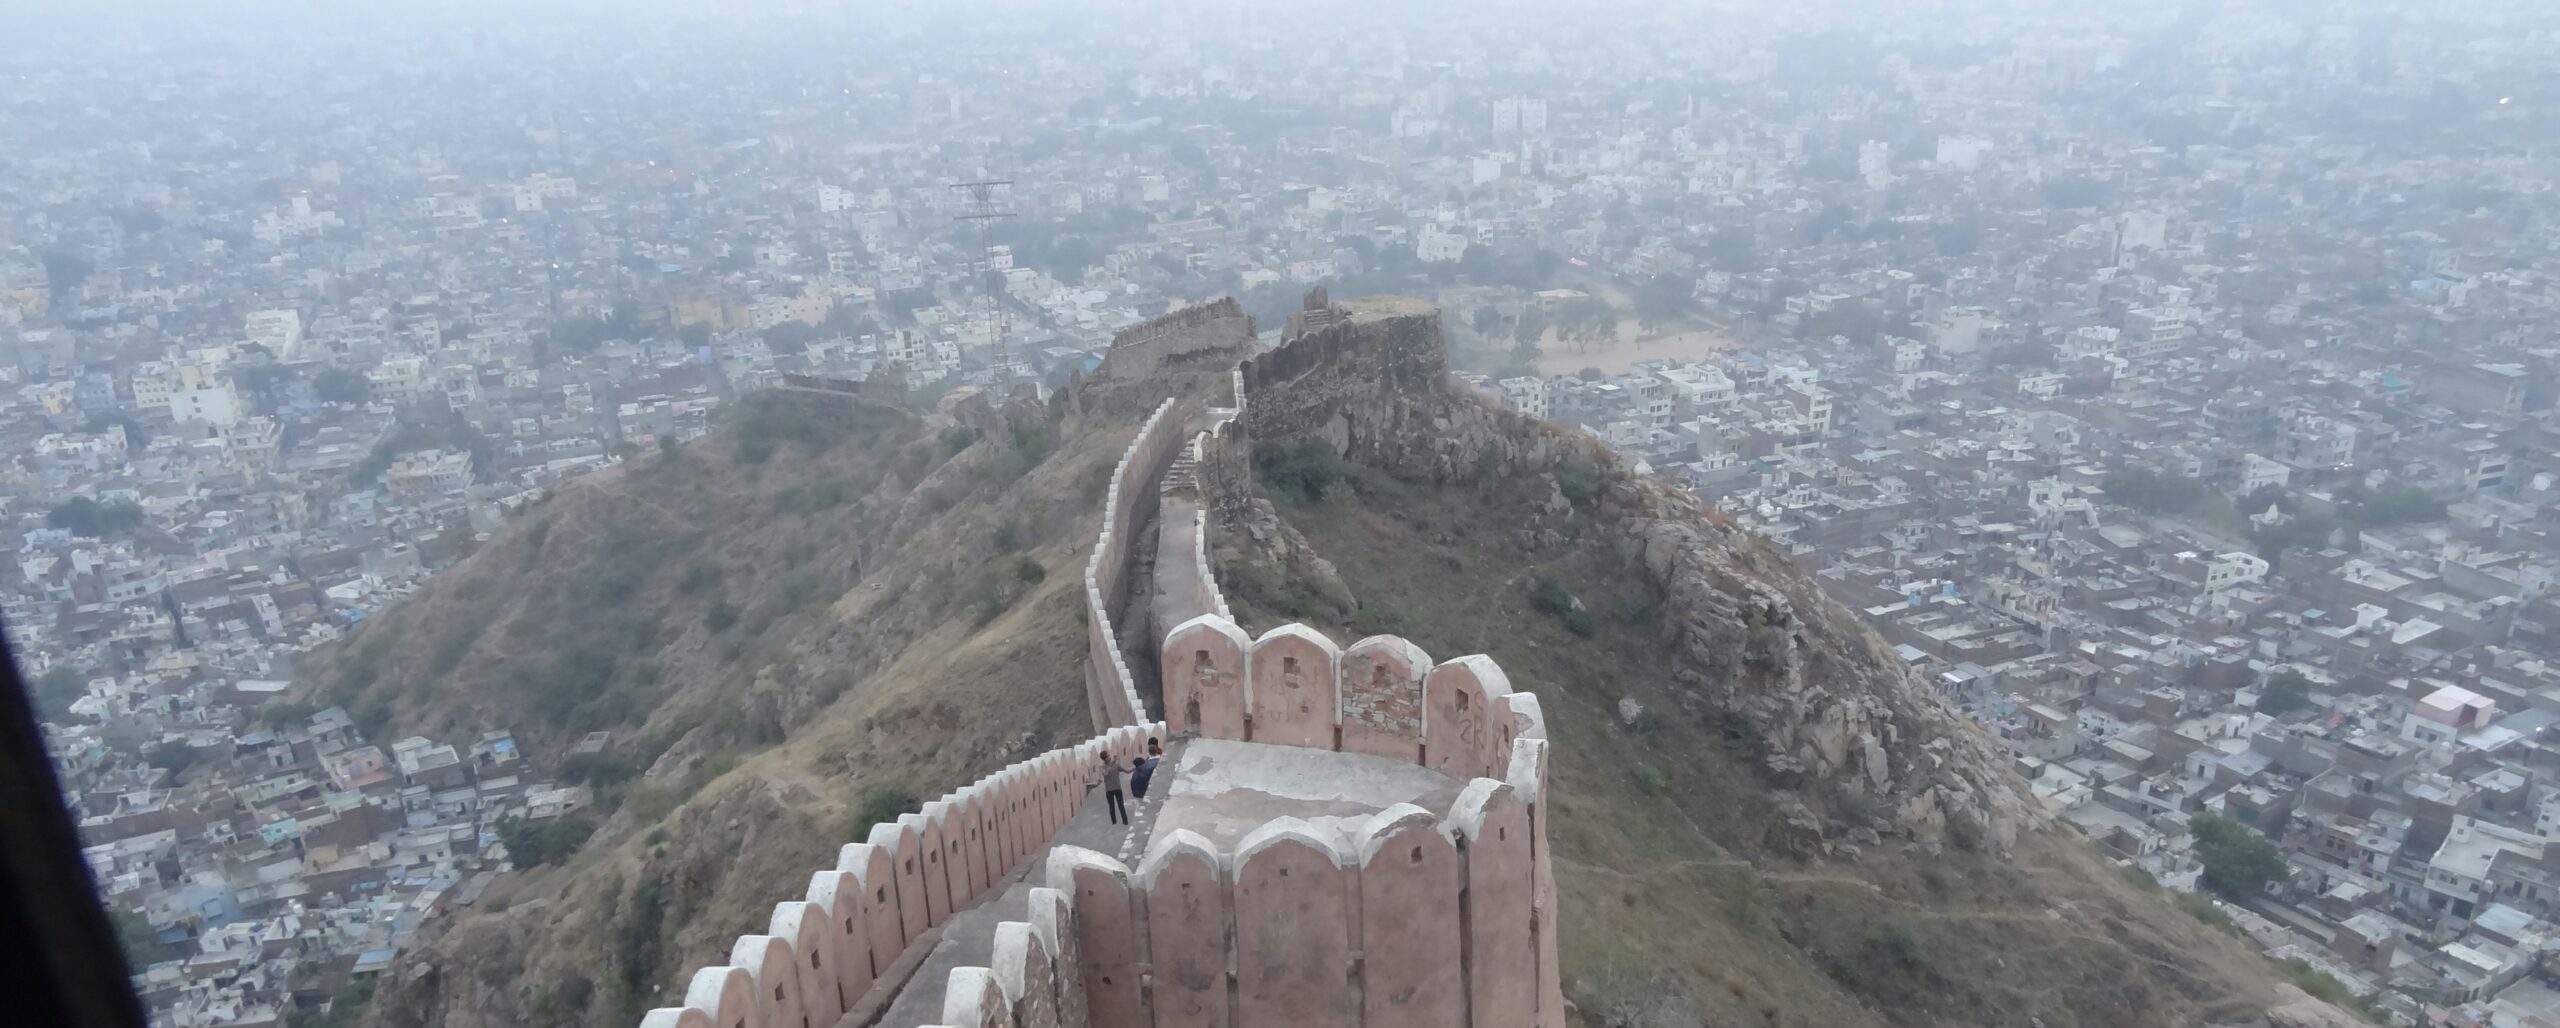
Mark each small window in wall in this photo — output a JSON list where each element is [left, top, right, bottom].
[[810, 951, 821, 969], [775, 985, 785, 1001]]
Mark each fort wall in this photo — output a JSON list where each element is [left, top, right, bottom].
[[1084, 400, 1183, 728], [639, 722, 1163, 1028], [638, 298, 1564, 1028], [884, 620, 1557, 1028]]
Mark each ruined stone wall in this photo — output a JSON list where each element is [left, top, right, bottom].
[[1234, 304, 1447, 459], [638, 722, 1163, 1028], [1085, 400, 1185, 728], [1091, 298, 1254, 382]]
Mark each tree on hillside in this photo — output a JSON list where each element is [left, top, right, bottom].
[[501, 815, 597, 867], [1704, 229, 1757, 272], [2336, 483, 2445, 526], [312, 368, 370, 405], [764, 321, 820, 351], [2100, 468, 2204, 514], [48, 497, 146, 539], [42, 248, 93, 301], [31, 666, 83, 720], [678, 322, 713, 349], [1557, 296, 1617, 349], [2191, 811, 2288, 899], [109, 908, 168, 973], [1470, 306, 1505, 339], [1634, 274, 1695, 332], [146, 741, 199, 776], [230, 363, 300, 411], [2258, 669, 2314, 716]]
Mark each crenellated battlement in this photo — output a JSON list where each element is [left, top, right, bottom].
[[637, 298, 1561, 1028]]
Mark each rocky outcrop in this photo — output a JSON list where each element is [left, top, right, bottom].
[[1623, 498, 2045, 854], [1222, 298, 2045, 854]]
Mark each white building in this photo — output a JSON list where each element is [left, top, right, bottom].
[[1858, 140, 1894, 189], [1928, 307, 1996, 355], [1653, 365, 1738, 409], [2238, 453, 2291, 494], [245, 309, 303, 360], [1416, 225, 1471, 264], [367, 357, 429, 404], [1499, 377, 1548, 420], [170, 382, 242, 428], [2204, 552, 2269, 595], [1936, 134, 1992, 170]]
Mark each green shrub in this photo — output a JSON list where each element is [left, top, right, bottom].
[[1527, 575, 1596, 636], [1255, 439, 1348, 505], [853, 785, 919, 836], [2174, 891, 2239, 935], [1868, 921, 1929, 973], [501, 814, 596, 867], [990, 514, 1046, 553], [703, 599, 739, 634], [1636, 766, 1669, 795], [610, 876, 667, 1016], [1221, 561, 1334, 620], [1947, 813, 1985, 852], [1555, 458, 1602, 510]]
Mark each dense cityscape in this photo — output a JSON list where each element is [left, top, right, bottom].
[[14, 2, 2560, 1025]]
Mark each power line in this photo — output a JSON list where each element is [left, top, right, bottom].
[[950, 178, 1015, 368]]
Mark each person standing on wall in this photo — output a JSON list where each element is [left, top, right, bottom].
[[1101, 752, 1129, 825]]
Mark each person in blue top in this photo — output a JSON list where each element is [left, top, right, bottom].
[[1131, 737, 1163, 799]]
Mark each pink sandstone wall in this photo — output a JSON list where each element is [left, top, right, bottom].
[[1232, 823, 1357, 1028], [1136, 831, 1230, 1028], [1338, 636, 1430, 762], [770, 902, 844, 1024], [804, 870, 872, 1005], [1453, 781, 1535, 1028], [1352, 805, 1465, 1027], [632, 720, 1172, 1028], [1424, 656, 1514, 782], [1085, 401, 1186, 730], [1243, 625, 1340, 749], [1162, 615, 1249, 739], [1049, 849, 1147, 1028]]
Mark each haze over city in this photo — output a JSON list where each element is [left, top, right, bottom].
[[11, 3, 2560, 1027]]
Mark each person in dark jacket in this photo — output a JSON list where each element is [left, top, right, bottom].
[[1131, 752, 1159, 799]]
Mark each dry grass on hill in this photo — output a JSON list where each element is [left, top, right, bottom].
[[1223, 463, 2316, 1028]]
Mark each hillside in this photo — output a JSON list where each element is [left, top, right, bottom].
[[1201, 298, 2358, 1027], [307, 386, 1140, 1028], [317, 302, 2359, 1028]]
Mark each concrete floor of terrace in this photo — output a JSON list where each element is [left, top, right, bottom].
[[860, 736, 1465, 1026]]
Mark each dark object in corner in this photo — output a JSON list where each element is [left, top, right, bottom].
[[0, 622, 149, 1028]]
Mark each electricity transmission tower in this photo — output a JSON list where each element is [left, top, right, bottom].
[[949, 179, 1016, 368]]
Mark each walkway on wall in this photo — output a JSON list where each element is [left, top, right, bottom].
[[865, 750, 1178, 1026]]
